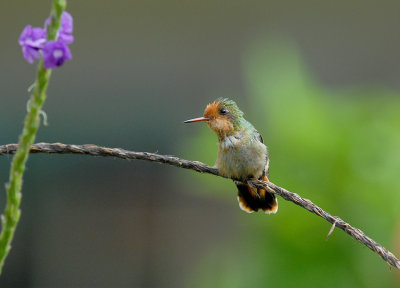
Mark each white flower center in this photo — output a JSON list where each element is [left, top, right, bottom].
[[53, 49, 63, 59]]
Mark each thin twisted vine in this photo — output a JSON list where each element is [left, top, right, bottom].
[[1, 142, 399, 270]]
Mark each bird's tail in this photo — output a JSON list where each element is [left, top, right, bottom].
[[236, 176, 278, 214]]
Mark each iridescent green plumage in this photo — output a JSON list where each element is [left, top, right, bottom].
[[216, 98, 244, 132]]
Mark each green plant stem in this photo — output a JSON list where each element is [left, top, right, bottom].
[[0, 0, 66, 275]]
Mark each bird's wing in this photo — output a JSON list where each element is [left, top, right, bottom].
[[257, 131, 264, 144], [254, 129, 269, 179]]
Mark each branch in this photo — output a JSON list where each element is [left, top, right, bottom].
[[1, 142, 399, 270]]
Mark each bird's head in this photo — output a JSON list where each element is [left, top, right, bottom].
[[184, 98, 244, 139]]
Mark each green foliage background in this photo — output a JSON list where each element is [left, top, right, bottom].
[[182, 40, 400, 288], [1, 1, 400, 286]]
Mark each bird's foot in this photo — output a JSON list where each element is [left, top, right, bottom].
[[247, 180, 261, 198]]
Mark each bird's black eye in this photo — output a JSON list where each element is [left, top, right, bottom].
[[219, 108, 227, 115]]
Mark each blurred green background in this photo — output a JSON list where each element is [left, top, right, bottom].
[[1, 1, 400, 287]]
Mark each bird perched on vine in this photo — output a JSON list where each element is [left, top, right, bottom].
[[184, 98, 277, 214]]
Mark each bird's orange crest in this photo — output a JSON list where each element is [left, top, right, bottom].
[[203, 101, 219, 119], [203, 100, 234, 138]]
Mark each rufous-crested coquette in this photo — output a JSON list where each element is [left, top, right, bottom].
[[184, 98, 278, 214]]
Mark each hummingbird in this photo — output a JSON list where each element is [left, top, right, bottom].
[[184, 98, 278, 214]]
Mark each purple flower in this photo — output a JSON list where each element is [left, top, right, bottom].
[[45, 11, 74, 44], [19, 11, 74, 68], [42, 41, 72, 69], [18, 25, 47, 63]]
